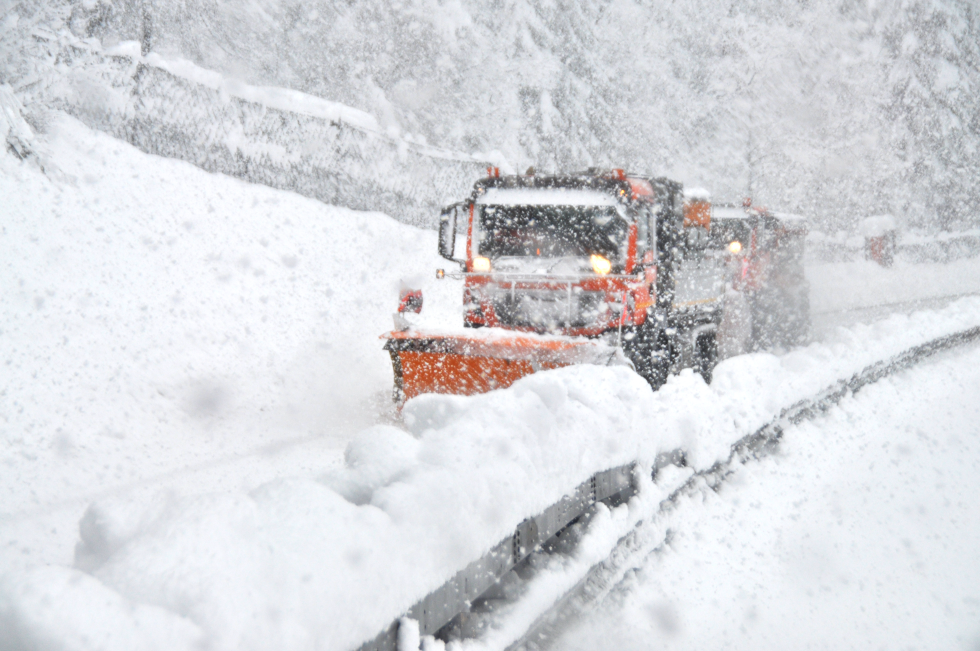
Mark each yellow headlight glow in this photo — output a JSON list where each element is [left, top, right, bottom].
[[728, 241, 742, 254], [472, 256, 491, 272], [591, 254, 612, 275]]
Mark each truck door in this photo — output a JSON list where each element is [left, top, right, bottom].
[[673, 217, 726, 312]]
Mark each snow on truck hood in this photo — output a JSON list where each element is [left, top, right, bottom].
[[712, 205, 749, 220], [477, 188, 620, 206]]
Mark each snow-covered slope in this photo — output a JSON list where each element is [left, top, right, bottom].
[[57, 0, 980, 229], [4, 0, 980, 230], [0, 112, 458, 569]]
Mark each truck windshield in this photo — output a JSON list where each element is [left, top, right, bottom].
[[708, 219, 753, 250], [477, 204, 629, 260]]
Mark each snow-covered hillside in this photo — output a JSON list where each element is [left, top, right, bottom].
[[0, 112, 458, 571], [64, 0, 980, 229], [3, 0, 980, 230]]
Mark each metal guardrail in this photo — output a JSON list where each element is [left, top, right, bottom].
[[356, 465, 636, 651], [504, 323, 980, 651], [357, 324, 980, 651]]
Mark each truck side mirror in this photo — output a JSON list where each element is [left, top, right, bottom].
[[438, 209, 455, 260], [438, 204, 467, 265]]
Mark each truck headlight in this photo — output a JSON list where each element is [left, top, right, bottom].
[[472, 256, 491, 272], [591, 254, 612, 275], [728, 241, 742, 254]]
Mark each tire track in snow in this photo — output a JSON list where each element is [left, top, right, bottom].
[[0, 430, 348, 522]]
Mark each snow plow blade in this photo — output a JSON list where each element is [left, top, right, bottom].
[[383, 330, 616, 402]]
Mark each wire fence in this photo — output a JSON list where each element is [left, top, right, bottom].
[[48, 48, 486, 227], [806, 235, 980, 264]]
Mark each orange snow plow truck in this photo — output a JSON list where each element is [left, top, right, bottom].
[[383, 169, 728, 403]]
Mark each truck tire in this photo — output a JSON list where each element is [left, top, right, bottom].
[[694, 332, 718, 384], [788, 292, 811, 346], [623, 322, 670, 391]]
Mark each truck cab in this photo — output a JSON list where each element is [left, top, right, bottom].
[[437, 169, 726, 386], [710, 202, 810, 348]]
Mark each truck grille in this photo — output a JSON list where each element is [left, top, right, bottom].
[[489, 288, 607, 329]]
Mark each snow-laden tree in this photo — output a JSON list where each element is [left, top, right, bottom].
[[7, 0, 979, 231], [878, 0, 980, 229]]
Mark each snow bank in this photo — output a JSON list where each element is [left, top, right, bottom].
[[0, 565, 202, 651], [0, 112, 458, 570], [83, 368, 685, 651], [6, 292, 980, 651]]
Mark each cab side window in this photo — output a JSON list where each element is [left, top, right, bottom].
[[636, 205, 650, 260]]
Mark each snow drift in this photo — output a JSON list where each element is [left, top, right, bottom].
[[5, 292, 980, 650]]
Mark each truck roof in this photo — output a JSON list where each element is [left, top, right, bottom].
[[713, 205, 749, 220], [476, 188, 620, 206], [472, 170, 681, 204]]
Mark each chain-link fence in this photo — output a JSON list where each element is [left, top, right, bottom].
[[47, 47, 487, 228]]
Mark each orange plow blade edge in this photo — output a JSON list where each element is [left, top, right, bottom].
[[383, 330, 617, 402]]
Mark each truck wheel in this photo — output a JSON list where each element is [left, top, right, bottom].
[[623, 323, 670, 391], [790, 293, 811, 346], [695, 333, 718, 384], [648, 349, 670, 389]]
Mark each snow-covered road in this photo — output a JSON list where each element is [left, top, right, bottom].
[[808, 259, 980, 337], [556, 342, 980, 650]]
